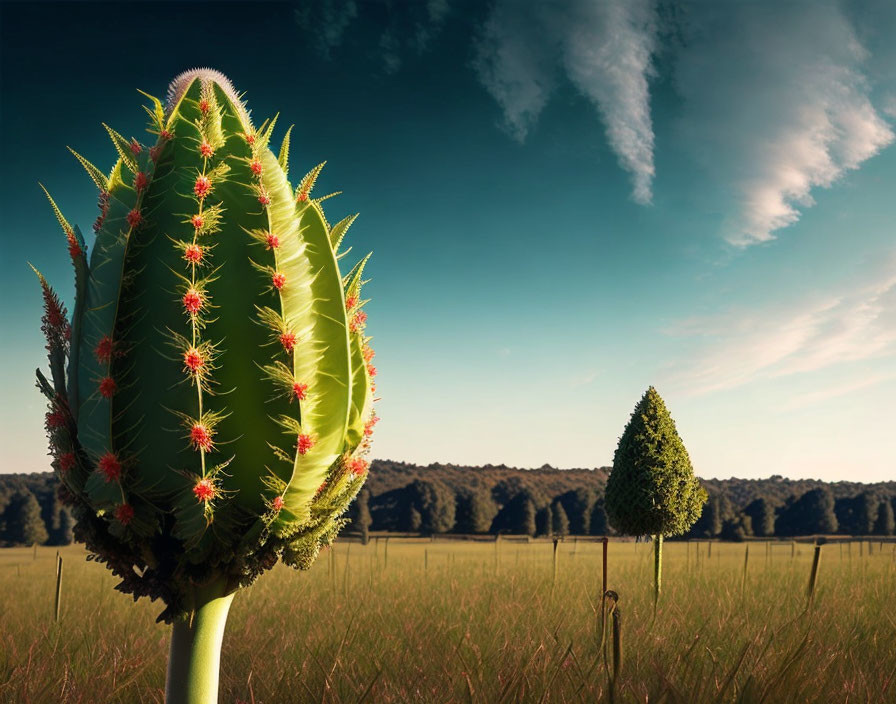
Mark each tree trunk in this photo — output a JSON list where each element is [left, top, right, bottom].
[[165, 577, 235, 704], [653, 534, 663, 613]]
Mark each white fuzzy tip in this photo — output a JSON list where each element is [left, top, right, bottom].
[[165, 68, 250, 126]]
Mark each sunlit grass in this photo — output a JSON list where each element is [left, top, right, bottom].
[[1, 538, 894, 702]]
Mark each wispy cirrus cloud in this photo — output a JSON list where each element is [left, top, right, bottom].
[[673, 0, 894, 246], [472, 0, 895, 242], [473, 0, 658, 204], [662, 259, 896, 396]]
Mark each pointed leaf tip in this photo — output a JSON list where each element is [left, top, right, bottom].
[[67, 147, 109, 192], [38, 183, 73, 235], [278, 124, 293, 176]]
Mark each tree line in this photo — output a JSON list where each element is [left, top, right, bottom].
[[344, 474, 896, 542], [2, 466, 895, 546], [0, 472, 74, 546]]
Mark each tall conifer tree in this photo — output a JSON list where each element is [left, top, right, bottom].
[[605, 387, 706, 610]]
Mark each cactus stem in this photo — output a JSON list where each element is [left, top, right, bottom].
[[165, 577, 234, 704]]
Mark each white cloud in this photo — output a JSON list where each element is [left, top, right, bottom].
[[299, 0, 896, 242], [662, 259, 896, 396], [563, 1, 657, 204], [673, 1, 894, 246], [473, 0, 659, 204], [472, 3, 559, 143]]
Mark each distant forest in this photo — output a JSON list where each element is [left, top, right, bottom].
[[2, 460, 895, 546]]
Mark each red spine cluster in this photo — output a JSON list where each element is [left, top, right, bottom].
[[193, 477, 216, 502], [115, 503, 135, 525], [39, 279, 70, 354], [297, 433, 314, 455]]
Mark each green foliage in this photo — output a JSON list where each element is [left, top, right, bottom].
[[406, 479, 456, 534], [588, 499, 609, 536], [56, 508, 75, 545], [346, 488, 372, 544], [1, 491, 49, 546], [743, 497, 775, 537], [719, 514, 751, 541], [556, 488, 594, 535], [873, 500, 894, 536], [454, 486, 497, 534], [550, 500, 569, 537], [776, 488, 838, 536], [33, 69, 377, 621], [491, 489, 538, 535], [408, 507, 423, 532], [835, 492, 878, 535], [687, 493, 733, 538], [535, 505, 553, 537], [605, 387, 707, 537], [520, 498, 537, 537]]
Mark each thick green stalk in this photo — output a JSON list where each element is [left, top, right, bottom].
[[653, 533, 663, 613], [165, 578, 235, 704]]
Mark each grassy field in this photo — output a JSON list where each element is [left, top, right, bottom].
[[1, 538, 894, 703]]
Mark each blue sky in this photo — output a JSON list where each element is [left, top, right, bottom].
[[2, 0, 895, 482]]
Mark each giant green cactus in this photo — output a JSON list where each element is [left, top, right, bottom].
[[33, 68, 378, 703]]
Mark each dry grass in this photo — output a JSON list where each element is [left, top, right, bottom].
[[1, 538, 894, 703]]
